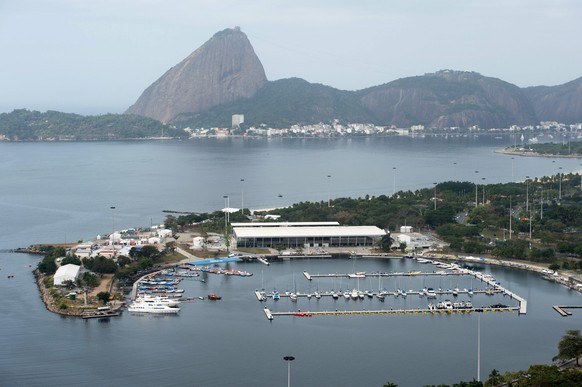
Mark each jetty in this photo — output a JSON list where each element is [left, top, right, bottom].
[[553, 305, 582, 317], [262, 306, 519, 320]]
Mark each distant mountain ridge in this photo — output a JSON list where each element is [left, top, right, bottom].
[[127, 27, 582, 129]]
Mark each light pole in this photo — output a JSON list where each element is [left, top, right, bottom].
[[481, 177, 486, 205], [283, 355, 295, 387], [433, 183, 437, 210], [525, 176, 530, 213], [240, 178, 245, 214], [529, 208, 532, 250], [511, 157, 515, 183], [474, 171, 479, 207], [559, 167, 563, 200], [509, 195, 513, 240], [477, 312, 481, 383], [223, 195, 229, 237], [327, 175, 332, 207], [110, 206, 116, 247], [453, 162, 457, 181], [392, 167, 396, 196]]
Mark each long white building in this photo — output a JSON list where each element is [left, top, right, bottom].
[[231, 222, 386, 249]]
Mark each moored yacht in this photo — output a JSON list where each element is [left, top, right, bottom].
[[128, 299, 180, 314]]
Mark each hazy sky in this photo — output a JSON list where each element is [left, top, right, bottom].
[[1, 0, 581, 115]]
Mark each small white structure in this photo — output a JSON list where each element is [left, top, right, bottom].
[[157, 229, 173, 238], [192, 237, 205, 250], [400, 226, 413, 233], [53, 264, 81, 286]]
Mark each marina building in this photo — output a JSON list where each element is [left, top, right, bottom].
[[231, 222, 386, 249]]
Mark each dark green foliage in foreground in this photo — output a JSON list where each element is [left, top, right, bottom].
[[0, 109, 187, 141], [553, 330, 582, 367]]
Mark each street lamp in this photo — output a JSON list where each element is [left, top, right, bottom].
[[525, 176, 530, 213], [327, 175, 332, 207], [453, 162, 457, 181], [559, 167, 563, 200], [477, 312, 481, 383], [392, 167, 396, 196], [240, 178, 245, 214], [474, 171, 479, 207], [223, 195, 229, 236], [110, 206, 116, 247], [481, 177, 486, 205], [433, 183, 437, 210], [511, 157, 515, 183], [283, 355, 295, 387]]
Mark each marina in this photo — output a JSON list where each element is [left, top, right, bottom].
[[261, 265, 527, 320]]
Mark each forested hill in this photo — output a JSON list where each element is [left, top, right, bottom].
[[0, 109, 187, 141]]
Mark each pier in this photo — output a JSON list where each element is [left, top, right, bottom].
[[553, 305, 582, 317], [262, 306, 519, 320]]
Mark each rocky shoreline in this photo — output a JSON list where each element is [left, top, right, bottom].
[[34, 269, 84, 317]]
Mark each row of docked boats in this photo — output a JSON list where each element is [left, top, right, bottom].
[[129, 271, 188, 314], [428, 300, 473, 310]]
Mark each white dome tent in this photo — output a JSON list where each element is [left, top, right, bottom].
[[53, 264, 81, 286]]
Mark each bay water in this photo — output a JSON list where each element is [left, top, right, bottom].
[[1, 136, 582, 386]]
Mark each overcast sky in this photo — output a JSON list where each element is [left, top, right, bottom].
[[1, 0, 580, 115]]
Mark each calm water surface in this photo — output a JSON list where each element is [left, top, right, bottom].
[[1, 137, 582, 386]]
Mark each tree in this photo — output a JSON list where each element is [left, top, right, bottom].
[[378, 234, 394, 251], [553, 329, 582, 366], [61, 255, 81, 266], [484, 369, 501, 387], [97, 291, 110, 305], [38, 255, 57, 274]]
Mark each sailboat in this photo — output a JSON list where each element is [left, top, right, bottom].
[[290, 272, 298, 302]]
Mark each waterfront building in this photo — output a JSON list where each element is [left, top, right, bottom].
[[231, 222, 386, 249]]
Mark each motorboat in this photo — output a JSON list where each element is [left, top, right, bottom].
[[426, 288, 437, 298], [128, 300, 180, 314]]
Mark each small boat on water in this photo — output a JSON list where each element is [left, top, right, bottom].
[[289, 293, 297, 302], [332, 292, 339, 300], [426, 288, 437, 298], [208, 294, 222, 300], [377, 294, 385, 302], [350, 289, 359, 300]]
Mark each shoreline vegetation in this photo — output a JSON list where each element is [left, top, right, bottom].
[[497, 142, 582, 158]]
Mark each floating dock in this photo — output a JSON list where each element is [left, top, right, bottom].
[[262, 306, 518, 320], [553, 305, 582, 317]]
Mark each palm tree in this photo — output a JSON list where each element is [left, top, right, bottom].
[[485, 369, 501, 386]]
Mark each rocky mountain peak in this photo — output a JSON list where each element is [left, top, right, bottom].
[[126, 27, 267, 123]]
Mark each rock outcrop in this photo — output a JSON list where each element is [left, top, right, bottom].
[[126, 27, 267, 123]]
